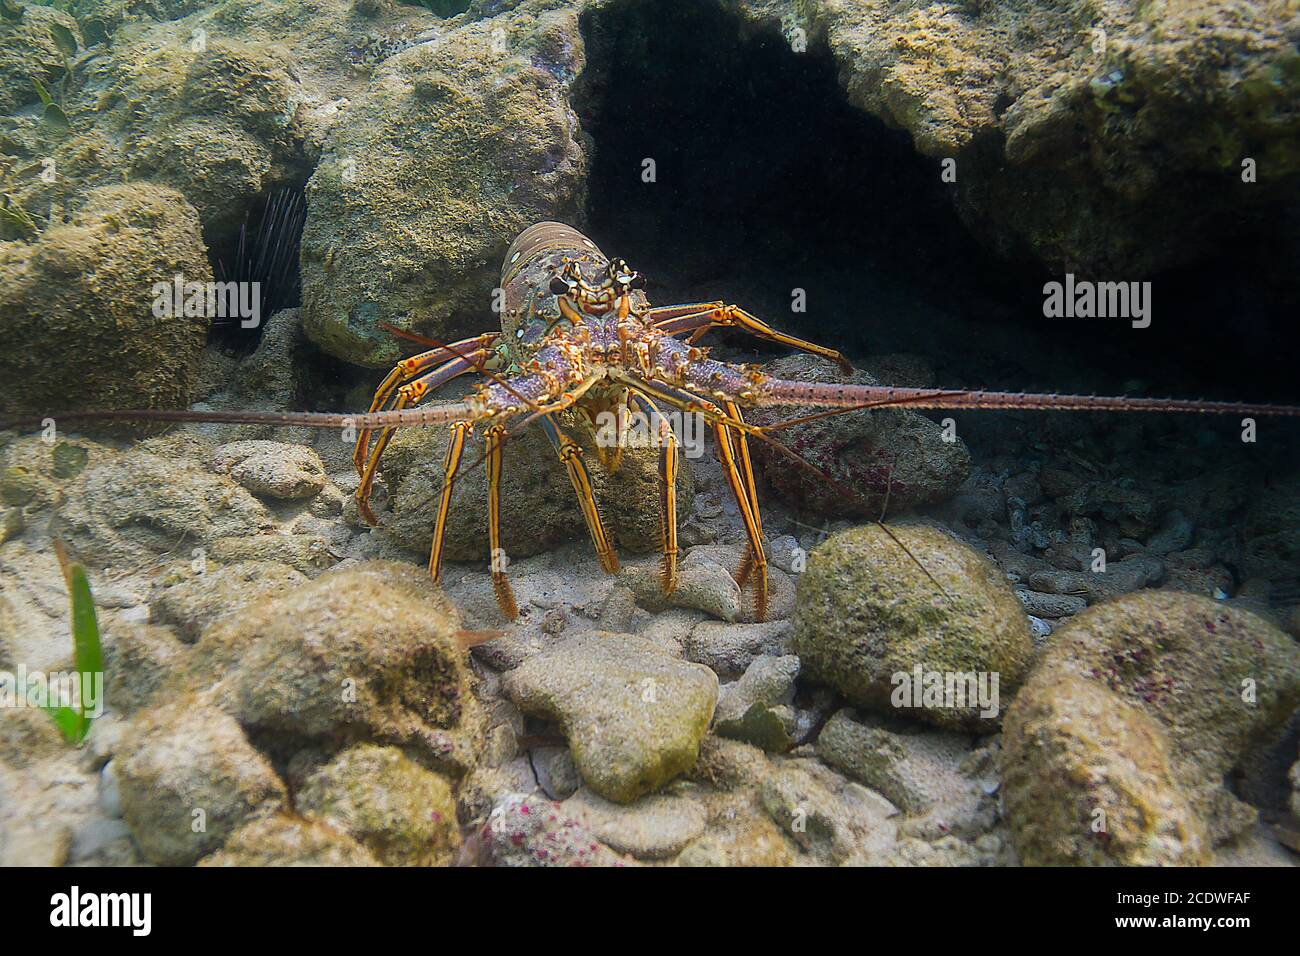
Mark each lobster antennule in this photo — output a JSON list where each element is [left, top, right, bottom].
[[752, 379, 1300, 418], [2, 402, 482, 432]]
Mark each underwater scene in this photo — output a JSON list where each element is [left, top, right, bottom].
[[1, 0, 1299, 874]]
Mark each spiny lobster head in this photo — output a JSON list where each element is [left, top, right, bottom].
[[547, 257, 646, 314]]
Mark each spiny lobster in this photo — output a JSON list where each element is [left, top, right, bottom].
[[21, 222, 1300, 622]]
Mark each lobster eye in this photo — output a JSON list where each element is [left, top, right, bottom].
[[549, 276, 569, 295]]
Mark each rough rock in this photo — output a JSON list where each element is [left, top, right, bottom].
[[100, 622, 187, 716], [115, 697, 287, 866], [477, 792, 632, 867], [562, 787, 706, 860], [300, 4, 589, 365], [149, 560, 308, 642], [747, 355, 970, 518], [758, 759, 897, 865], [189, 562, 480, 774], [52, 445, 272, 569], [713, 654, 800, 752], [296, 744, 459, 867], [1009, 590, 1300, 847], [792, 523, 1033, 729], [379, 414, 691, 563], [199, 815, 380, 867], [0, 184, 211, 428], [210, 440, 327, 500], [1002, 672, 1208, 866], [815, 709, 975, 817], [501, 631, 717, 803]]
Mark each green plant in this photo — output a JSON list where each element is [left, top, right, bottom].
[[44, 540, 103, 744]]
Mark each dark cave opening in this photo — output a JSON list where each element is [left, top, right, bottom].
[[575, 0, 1300, 407]]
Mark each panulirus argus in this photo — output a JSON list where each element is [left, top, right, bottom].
[[21, 222, 1300, 622]]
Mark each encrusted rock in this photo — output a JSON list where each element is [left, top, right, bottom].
[[116, 698, 287, 866], [502, 632, 717, 803], [210, 441, 327, 500], [296, 744, 460, 867], [200, 815, 380, 867], [792, 523, 1033, 729], [747, 355, 970, 518]]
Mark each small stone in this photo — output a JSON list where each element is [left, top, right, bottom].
[[502, 632, 717, 803], [210, 440, 327, 499], [200, 815, 380, 867], [562, 788, 706, 860]]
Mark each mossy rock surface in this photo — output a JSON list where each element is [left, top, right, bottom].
[[792, 523, 1033, 729], [0, 184, 211, 432], [1002, 672, 1209, 866]]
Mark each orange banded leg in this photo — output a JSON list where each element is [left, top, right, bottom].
[[724, 400, 764, 595], [630, 392, 680, 594], [354, 351, 486, 526], [485, 424, 519, 620], [428, 421, 471, 583], [539, 417, 620, 575], [353, 333, 498, 474], [611, 378, 770, 619], [653, 303, 851, 373]]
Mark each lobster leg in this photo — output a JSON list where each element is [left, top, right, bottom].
[[539, 416, 620, 575], [623, 377, 769, 621], [428, 421, 472, 583], [629, 391, 680, 594], [723, 400, 764, 594], [652, 303, 851, 373], [354, 350, 487, 525], [353, 333, 498, 474], [485, 423, 519, 620]]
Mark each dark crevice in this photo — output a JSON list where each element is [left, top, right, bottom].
[[574, 0, 1300, 406]]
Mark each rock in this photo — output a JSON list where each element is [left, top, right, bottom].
[[1290, 755, 1300, 820], [296, 744, 460, 867], [0, 5, 81, 116], [301, 6, 589, 365], [501, 632, 717, 803], [100, 623, 187, 716], [1016, 590, 1300, 845], [380, 414, 691, 564], [149, 560, 308, 642], [562, 788, 706, 860], [714, 654, 800, 752], [190, 562, 480, 774], [1002, 673, 1208, 866], [1025, 554, 1164, 605], [208, 533, 340, 577], [478, 793, 632, 867], [200, 815, 380, 867], [1014, 589, 1087, 619], [815, 710, 974, 817], [116, 698, 287, 865], [729, 1, 1300, 274], [758, 760, 897, 865], [210, 441, 327, 500], [195, 310, 315, 444], [0, 707, 67, 769], [792, 523, 1033, 729], [0, 185, 212, 430], [746, 355, 970, 518], [620, 550, 742, 622], [52, 446, 272, 569], [681, 619, 791, 679]]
